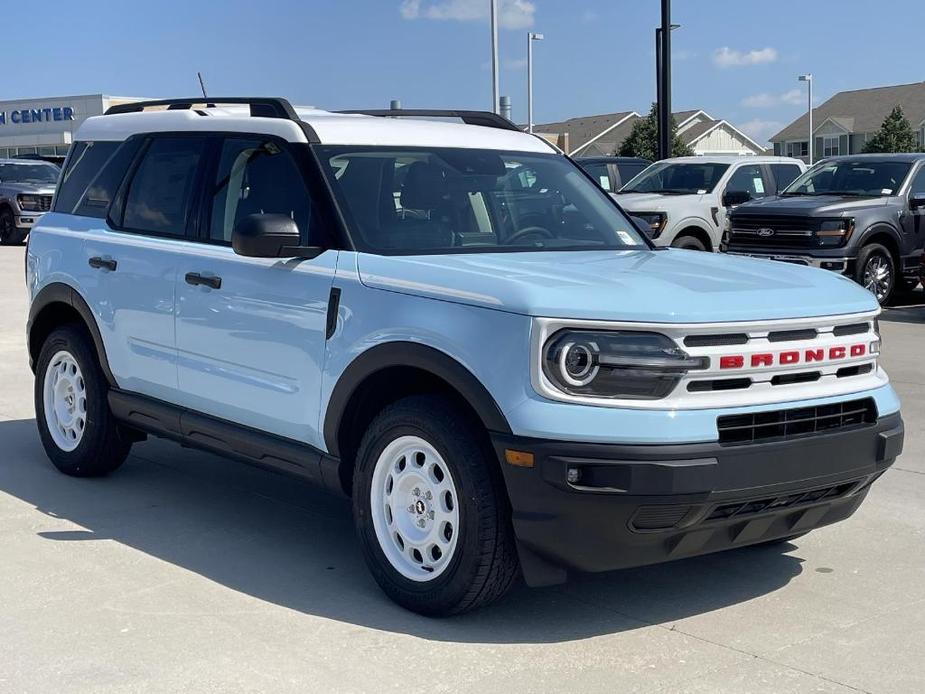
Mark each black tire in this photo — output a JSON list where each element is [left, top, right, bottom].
[[854, 243, 896, 306], [352, 395, 519, 616], [671, 234, 707, 251], [0, 207, 25, 245], [34, 325, 131, 477]]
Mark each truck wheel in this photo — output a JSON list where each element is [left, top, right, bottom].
[[855, 243, 895, 305], [0, 208, 25, 245], [671, 234, 707, 251], [34, 325, 131, 476], [352, 395, 519, 615]]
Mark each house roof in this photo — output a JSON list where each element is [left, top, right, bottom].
[[533, 111, 637, 155], [771, 81, 925, 142]]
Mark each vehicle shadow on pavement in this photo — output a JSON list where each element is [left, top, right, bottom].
[[0, 418, 805, 644]]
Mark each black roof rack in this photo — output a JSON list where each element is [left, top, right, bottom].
[[103, 97, 319, 142], [104, 97, 300, 119], [337, 109, 521, 132]]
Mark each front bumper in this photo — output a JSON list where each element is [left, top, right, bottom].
[[493, 412, 903, 586], [725, 250, 852, 273]]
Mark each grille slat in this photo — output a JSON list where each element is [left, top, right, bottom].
[[705, 481, 859, 521], [717, 398, 876, 445]]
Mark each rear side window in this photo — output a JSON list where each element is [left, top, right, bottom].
[[616, 163, 646, 187], [580, 162, 612, 191], [121, 137, 206, 236], [53, 141, 119, 214], [771, 164, 802, 192]]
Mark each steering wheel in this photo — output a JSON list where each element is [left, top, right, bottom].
[[505, 226, 554, 245]]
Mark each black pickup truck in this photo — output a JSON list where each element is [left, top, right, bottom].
[[722, 154, 925, 305]]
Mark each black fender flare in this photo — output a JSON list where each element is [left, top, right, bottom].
[[323, 342, 512, 457], [857, 222, 903, 254], [28, 282, 117, 386]]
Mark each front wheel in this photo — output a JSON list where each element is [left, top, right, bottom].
[[0, 208, 26, 245], [855, 243, 896, 306], [352, 395, 519, 615], [671, 234, 707, 251], [35, 325, 132, 476]]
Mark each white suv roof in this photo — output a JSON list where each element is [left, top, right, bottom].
[[75, 99, 556, 154], [657, 155, 804, 165]]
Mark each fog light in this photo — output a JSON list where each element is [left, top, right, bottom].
[[566, 467, 582, 484]]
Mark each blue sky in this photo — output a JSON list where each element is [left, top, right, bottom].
[[4, 0, 925, 145]]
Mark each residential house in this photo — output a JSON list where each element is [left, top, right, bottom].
[[533, 109, 765, 157], [770, 81, 925, 162]]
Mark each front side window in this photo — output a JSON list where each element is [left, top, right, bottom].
[[0, 162, 59, 185], [724, 164, 767, 198], [909, 166, 925, 196], [318, 146, 646, 255], [121, 137, 206, 236], [208, 138, 311, 243], [621, 162, 730, 194], [783, 160, 912, 197]]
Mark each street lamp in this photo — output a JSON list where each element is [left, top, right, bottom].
[[527, 32, 544, 133], [655, 16, 680, 159], [798, 74, 813, 164]]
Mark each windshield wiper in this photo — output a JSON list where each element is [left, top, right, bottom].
[[781, 191, 813, 196]]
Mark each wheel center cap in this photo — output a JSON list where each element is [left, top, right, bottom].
[[414, 499, 426, 515]]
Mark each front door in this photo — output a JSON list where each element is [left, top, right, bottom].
[[174, 135, 336, 447]]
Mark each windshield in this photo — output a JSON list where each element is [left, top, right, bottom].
[[620, 161, 729, 194], [783, 160, 912, 197], [0, 162, 59, 184], [317, 146, 647, 255]]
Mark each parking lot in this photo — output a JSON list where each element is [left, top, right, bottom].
[[0, 244, 923, 693]]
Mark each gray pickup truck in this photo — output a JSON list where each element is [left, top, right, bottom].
[[723, 154, 925, 305], [0, 159, 60, 245]]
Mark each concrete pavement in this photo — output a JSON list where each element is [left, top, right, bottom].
[[0, 246, 922, 693]]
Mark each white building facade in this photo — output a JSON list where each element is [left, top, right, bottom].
[[0, 95, 142, 159]]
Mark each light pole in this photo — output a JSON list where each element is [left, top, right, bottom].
[[527, 32, 544, 133], [490, 0, 500, 114], [655, 22, 680, 158], [799, 74, 813, 164]]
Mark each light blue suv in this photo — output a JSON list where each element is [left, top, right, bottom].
[[25, 98, 904, 615]]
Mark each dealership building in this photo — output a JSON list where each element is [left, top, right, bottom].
[[0, 94, 143, 159]]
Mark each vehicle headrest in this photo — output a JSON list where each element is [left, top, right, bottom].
[[401, 161, 448, 210]]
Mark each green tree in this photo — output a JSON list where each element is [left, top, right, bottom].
[[862, 106, 919, 153], [618, 103, 694, 160]]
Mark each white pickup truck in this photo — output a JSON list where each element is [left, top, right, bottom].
[[615, 155, 806, 251]]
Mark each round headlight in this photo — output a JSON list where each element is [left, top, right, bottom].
[[558, 340, 599, 386]]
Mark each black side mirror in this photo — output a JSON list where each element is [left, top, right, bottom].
[[910, 192, 925, 210], [722, 190, 752, 208], [231, 214, 323, 259]]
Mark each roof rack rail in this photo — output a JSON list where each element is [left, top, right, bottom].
[[103, 97, 319, 142], [337, 109, 521, 132], [104, 97, 301, 120]]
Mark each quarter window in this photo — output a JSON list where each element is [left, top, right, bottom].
[[207, 138, 311, 244], [121, 137, 206, 236], [53, 141, 119, 214]]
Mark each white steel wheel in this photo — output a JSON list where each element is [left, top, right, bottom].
[[370, 435, 460, 581], [42, 350, 88, 452]]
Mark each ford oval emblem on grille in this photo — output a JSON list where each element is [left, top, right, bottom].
[[757, 227, 775, 237]]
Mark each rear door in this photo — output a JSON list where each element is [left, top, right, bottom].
[[77, 135, 208, 402], [900, 164, 925, 259], [173, 135, 337, 447]]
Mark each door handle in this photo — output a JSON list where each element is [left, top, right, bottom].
[[185, 272, 222, 290], [88, 256, 117, 271]]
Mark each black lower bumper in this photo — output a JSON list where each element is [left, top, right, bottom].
[[493, 413, 903, 586]]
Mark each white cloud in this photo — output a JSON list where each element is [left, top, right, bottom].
[[713, 46, 778, 68], [503, 57, 527, 70], [580, 9, 599, 22], [739, 118, 785, 145], [400, 0, 535, 29], [740, 88, 803, 108]]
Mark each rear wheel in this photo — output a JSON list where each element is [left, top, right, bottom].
[[855, 243, 896, 306], [671, 234, 707, 251], [0, 208, 25, 245], [352, 395, 519, 615], [35, 325, 131, 476]]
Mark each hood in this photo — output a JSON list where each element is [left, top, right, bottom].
[[0, 181, 56, 196], [614, 192, 704, 212], [357, 249, 878, 323], [733, 194, 890, 217]]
